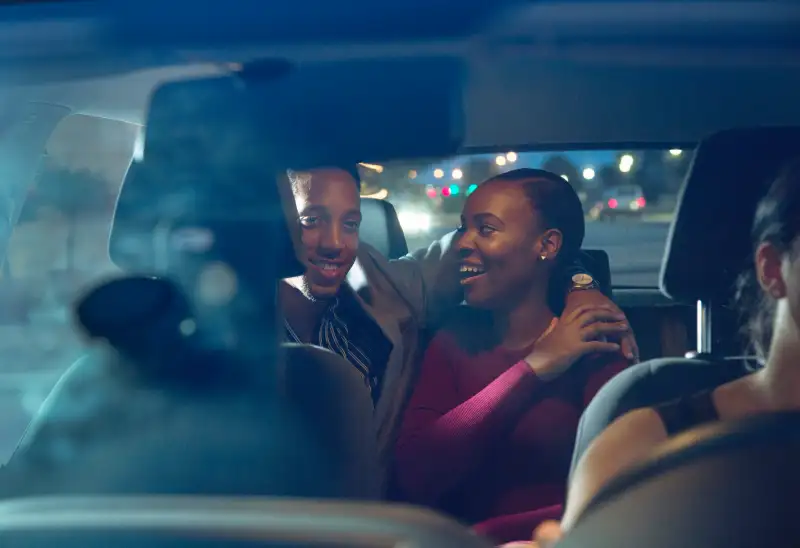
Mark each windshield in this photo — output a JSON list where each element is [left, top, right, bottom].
[[0, 109, 691, 477], [373, 149, 690, 288]]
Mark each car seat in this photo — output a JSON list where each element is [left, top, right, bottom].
[[570, 127, 800, 471], [360, 198, 409, 259], [3, 76, 381, 501]]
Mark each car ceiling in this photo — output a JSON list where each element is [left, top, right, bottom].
[[2, 0, 800, 149]]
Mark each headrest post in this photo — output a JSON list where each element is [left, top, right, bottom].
[[696, 300, 713, 355]]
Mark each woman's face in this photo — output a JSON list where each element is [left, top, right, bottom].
[[457, 179, 562, 309]]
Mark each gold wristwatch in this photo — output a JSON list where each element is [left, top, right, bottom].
[[569, 272, 600, 292]]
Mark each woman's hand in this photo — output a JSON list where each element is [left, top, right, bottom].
[[562, 290, 639, 363], [525, 305, 629, 380]]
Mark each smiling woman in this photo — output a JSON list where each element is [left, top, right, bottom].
[[393, 167, 634, 544], [379, 148, 690, 288]]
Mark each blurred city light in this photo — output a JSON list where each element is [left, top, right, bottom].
[[362, 188, 389, 200], [452, 168, 463, 180], [433, 168, 444, 179], [467, 184, 478, 195], [397, 210, 432, 235], [506, 152, 518, 162], [619, 154, 634, 173], [582, 167, 596, 180], [449, 184, 460, 196], [495, 155, 507, 166], [669, 149, 683, 156], [359, 163, 384, 173]]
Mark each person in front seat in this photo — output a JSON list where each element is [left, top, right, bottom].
[[522, 157, 800, 548], [393, 169, 632, 544], [279, 165, 638, 488]]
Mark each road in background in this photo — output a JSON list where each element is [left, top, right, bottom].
[[406, 216, 671, 287]]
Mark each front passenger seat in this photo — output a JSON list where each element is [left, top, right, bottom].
[[5, 94, 381, 500]]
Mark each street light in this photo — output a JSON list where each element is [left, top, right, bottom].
[[582, 167, 596, 180], [433, 168, 444, 179], [495, 155, 507, 167], [619, 154, 634, 173], [669, 149, 683, 157], [452, 168, 463, 180], [506, 152, 518, 162]]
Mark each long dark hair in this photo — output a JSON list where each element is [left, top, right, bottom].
[[734, 157, 800, 359]]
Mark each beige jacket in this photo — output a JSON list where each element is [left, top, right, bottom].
[[345, 233, 462, 476]]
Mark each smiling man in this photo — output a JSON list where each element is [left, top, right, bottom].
[[281, 166, 383, 396], [280, 165, 638, 488]]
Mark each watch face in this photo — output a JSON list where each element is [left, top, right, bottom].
[[572, 273, 594, 286]]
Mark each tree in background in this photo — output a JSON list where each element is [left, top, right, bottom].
[[630, 150, 671, 202], [598, 165, 622, 189], [662, 149, 693, 193], [542, 155, 581, 191]]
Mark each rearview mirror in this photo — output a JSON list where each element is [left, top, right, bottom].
[[143, 56, 465, 168]]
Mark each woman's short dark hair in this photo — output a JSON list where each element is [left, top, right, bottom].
[[734, 157, 800, 359], [489, 168, 586, 262]]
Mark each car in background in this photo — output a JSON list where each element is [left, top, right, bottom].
[[588, 185, 647, 221]]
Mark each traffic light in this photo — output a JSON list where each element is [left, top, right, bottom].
[[467, 184, 478, 195], [449, 184, 460, 196]]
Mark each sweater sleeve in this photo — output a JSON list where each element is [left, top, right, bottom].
[[394, 335, 544, 505], [582, 353, 632, 408]]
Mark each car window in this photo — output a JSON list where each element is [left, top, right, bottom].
[[375, 149, 692, 288], [0, 115, 137, 462]]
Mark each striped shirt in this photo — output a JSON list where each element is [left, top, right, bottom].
[[284, 297, 377, 398]]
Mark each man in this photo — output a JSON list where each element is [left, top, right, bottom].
[[279, 165, 638, 480]]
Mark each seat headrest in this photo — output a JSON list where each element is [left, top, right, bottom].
[[660, 127, 800, 303], [359, 198, 408, 259], [108, 75, 305, 280]]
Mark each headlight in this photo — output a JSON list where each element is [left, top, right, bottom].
[[397, 211, 432, 235]]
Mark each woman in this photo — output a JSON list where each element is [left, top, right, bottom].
[[525, 157, 800, 547], [393, 168, 632, 544]]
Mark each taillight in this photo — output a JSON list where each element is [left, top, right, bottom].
[[608, 198, 618, 208], [636, 197, 646, 207]]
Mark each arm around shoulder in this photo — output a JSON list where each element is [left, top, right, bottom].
[[385, 231, 463, 328]]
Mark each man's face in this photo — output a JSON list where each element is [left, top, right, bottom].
[[287, 168, 361, 301]]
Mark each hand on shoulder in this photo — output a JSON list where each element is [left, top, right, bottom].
[[525, 305, 630, 381]]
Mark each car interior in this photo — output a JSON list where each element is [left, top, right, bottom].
[[0, 0, 800, 546]]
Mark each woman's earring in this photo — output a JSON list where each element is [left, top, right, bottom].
[[539, 254, 547, 261]]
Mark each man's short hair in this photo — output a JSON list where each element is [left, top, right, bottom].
[[286, 165, 361, 194]]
